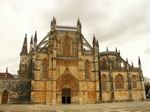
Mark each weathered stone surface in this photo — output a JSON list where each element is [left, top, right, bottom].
[[0, 79, 31, 104], [1, 18, 144, 105]]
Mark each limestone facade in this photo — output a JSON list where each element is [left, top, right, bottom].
[[0, 79, 31, 104], [16, 17, 146, 104]]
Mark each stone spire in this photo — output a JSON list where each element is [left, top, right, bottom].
[[33, 31, 37, 51], [6, 67, 8, 74], [34, 31, 37, 43], [126, 58, 130, 70], [30, 35, 33, 44], [92, 34, 96, 47], [53, 16, 56, 24], [115, 47, 118, 52], [77, 18, 81, 27], [96, 40, 99, 48], [77, 18, 82, 32], [126, 58, 128, 64], [131, 62, 134, 68], [20, 34, 28, 55], [138, 56, 141, 69], [93, 35, 99, 54], [106, 47, 109, 52], [51, 16, 56, 32], [5, 67, 8, 78], [29, 35, 33, 52]]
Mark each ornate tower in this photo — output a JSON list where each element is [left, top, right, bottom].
[[18, 34, 29, 79]]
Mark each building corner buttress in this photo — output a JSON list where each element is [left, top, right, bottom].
[[138, 57, 146, 100]]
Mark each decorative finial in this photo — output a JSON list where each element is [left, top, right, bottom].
[[53, 16, 56, 24], [51, 16, 56, 32], [77, 18, 81, 26], [77, 18, 82, 32], [20, 34, 28, 55], [118, 50, 120, 55], [30, 35, 33, 52], [132, 62, 134, 68], [126, 58, 129, 70], [25, 33, 27, 38], [6, 67, 8, 74], [115, 47, 118, 52], [30, 35, 33, 44], [126, 58, 128, 63], [106, 47, 108, 52], [138, 56, 141, 69], [34, 31, 37, 43], [93, 34, 96, 46], [96, 40, 99, 47]]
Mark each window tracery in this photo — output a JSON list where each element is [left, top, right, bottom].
[[115, 74, 124, 89], [101, 74, 107, 91], [62, 34, 71, 56], [101, 58, 107, 69]]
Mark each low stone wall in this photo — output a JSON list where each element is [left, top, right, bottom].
[[0, 79, 31, 104]]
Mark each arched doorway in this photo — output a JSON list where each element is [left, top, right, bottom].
[[1, 90, 9, 104], [62, 88, 71, 104], [56, 68, 78, 104]]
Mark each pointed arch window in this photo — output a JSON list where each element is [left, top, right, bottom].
[[1, 90, 9, 104], [115, 74, 124, 89], [85, 60, 90, 80], [101, 58, 107, 69], [41, 58, 48, 79], [132, 75, 137, 88], [72, 43, 77, 56], [62, 34, 71, 56], [101, 74, 107, 91]]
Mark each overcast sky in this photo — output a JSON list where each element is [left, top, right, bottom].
[[0, 0, 150, 77]]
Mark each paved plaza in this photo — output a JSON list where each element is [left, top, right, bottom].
[[0, 101, 150, 112]]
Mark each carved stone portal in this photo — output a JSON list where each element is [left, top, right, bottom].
[[56, 68, 78, 92], [56, 68, 78, 103]]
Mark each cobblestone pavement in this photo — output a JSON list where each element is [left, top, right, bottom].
[[0, 101, 150, 112]]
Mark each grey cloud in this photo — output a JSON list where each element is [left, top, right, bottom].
[[12, 0, 150, 47], [144, 47, 150, 54], [95, 1, 150, 41], [37, 0, 106, 30], [0, 0, 150, 76], [37, 0, 150, 44], [0, 57, 19, 64]]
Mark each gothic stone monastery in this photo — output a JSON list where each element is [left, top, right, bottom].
[[0, 17, 146, 104]]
